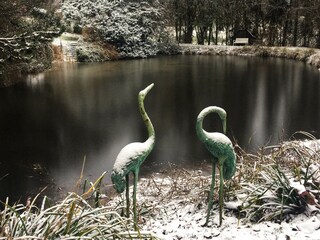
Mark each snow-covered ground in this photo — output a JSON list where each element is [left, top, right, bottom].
[[145, 207, 320, 240], [135, 172, 320, 240], [109, 138, 320, 240]]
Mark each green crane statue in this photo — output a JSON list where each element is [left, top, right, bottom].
[[196, 106, 236, 226], [111, 83, 155, 230]]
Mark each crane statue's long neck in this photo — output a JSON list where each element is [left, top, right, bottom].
[[196, 106, 227, 142], [139, 84, 155, 147]]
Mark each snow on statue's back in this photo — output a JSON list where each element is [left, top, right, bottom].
[[113, 138, 154, 174], [111, 83, 155, 230]]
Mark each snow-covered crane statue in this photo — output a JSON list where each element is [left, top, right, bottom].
[[111, 83, 155, 230], [196, 106, 236, 226]]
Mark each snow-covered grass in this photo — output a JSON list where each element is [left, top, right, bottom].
[[0, 192, 156, 239], [1, 138, 319, 239]]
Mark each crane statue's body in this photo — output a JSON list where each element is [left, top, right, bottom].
[[196, 106, 236, 226], [111, 83, 155, 230]]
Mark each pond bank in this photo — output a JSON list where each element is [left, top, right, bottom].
[[52, 34, 320, 70], [179, 44, 320, 70], [54, 37, 320, 70]]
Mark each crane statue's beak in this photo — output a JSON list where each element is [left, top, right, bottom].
[[223, 118, 227, 134], [140, 83, 154, 96]]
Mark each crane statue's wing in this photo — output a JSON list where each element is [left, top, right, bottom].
[[112, 142, 148, 174], [223, 148, 236, 180], [204, 132, 236, 180]]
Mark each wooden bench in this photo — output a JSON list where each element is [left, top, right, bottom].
[[233, 38, 249, 45]]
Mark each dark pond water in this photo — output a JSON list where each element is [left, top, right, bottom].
[[0, 55, 319, 203]]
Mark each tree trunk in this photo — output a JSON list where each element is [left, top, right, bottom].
[[225, 26, 229, 45], [282, 19, 288, 46], [292, 12, 298, 46], [175, 20, 179, 42], [178, 19, 182, 43], [196, 26, 207, 45], [316, 24, 320, 48], [184, 2, 195, 44], [184, 24, 193, 43], [208, 26, 212, 45], [253, 12, 259, 37], [215, 27, 218, 45]]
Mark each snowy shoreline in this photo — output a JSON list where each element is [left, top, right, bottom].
[[178, 44, 320, 71]]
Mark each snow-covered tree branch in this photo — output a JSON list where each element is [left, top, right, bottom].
[[0, 1, 61, 85], [0, 30, 59, 62]]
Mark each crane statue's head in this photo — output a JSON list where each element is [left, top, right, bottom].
[[139, 83, 154, 102], [216, 107, 227, 134], [111, 171, 126, 193]]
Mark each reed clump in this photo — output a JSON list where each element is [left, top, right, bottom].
[[0, 177, 157, 239], [228, 133, 320, 223]]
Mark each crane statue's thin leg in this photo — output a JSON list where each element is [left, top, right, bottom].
[[125, 174, 130, 218], [219, 162, 224, 226], [205, 160, 217, 226], [133, 168, 139, 230]]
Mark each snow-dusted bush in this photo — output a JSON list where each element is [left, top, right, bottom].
[[308, 52, 320, 69], [62, 0, 165, 58]]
